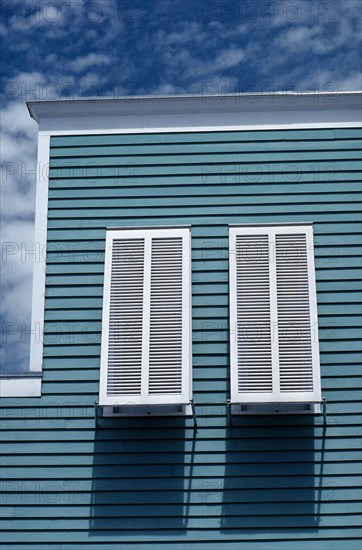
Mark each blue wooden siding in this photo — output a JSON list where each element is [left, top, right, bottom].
[[0, 127, 361, 549]]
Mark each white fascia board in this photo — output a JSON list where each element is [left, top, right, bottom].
[[0, 377, 42, 398], [27, 91, 362, 119], [27, 91, 362, 134]]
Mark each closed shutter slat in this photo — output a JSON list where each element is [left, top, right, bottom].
[[149, 238, 183, 395], [235, 235, 273, 393], [276, 234, 314, 393], [106, 239, 144, 396]]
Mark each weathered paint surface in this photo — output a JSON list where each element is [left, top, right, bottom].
[[1, 127, 361, 549]]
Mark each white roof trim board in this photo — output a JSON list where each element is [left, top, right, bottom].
[[27, 91, 362, 134]]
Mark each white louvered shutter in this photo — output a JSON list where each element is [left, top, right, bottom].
[[99, 228, 191, 407], [229, 225, 321, 405]]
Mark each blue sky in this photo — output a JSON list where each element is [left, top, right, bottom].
[[1, 0, 361, 372]]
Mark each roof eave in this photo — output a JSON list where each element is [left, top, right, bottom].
[[27, 90, 362, 124]]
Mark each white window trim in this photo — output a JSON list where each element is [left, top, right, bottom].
[[0, 375, 42, 398], [99, 227, 192, 409], [229, 223, 322, 408]]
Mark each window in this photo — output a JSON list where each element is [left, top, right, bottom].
[[229, 224, 321, 413], [99, 227, 192, 411]]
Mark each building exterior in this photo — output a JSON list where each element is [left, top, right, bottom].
[[0, 91, 361, 549]]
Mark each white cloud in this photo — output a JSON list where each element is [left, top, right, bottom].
[[69, 53, 112, 73], [150, 83, 179, 95], [188, 47, 245, 79], [1, 220, 36, 288], [1, 99, 38, 138], [1, 98, 38, 373], [160, 45, 245, 83], [156, 22, 206, 47], [0, 99, 40, 222], [1, 101, 38, 217], [337, 71, 362, 91], [1, 217, 36, 373], [6, 4, 65, 32], [302, 69, 362, 92], [78, 71, 104, 90], [277, 10, 361, 56], [213, 48, 245, 70], [2, 71, 46, 103]]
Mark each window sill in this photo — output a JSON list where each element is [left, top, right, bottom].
[[0, 373, 42, 397]]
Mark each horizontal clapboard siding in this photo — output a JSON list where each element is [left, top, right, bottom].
[[1, 127, 361, 549]]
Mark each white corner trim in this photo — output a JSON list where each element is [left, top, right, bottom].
[[0, 377, 42, 398], [29, 133, 50, 375]]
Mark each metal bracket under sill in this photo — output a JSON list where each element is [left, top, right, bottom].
[[226, 398, 327, 426], [95, 400, 198, 434]]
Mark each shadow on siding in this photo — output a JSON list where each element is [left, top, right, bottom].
[[89, 414, 189, 534], [220, 414, 323, 532]]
